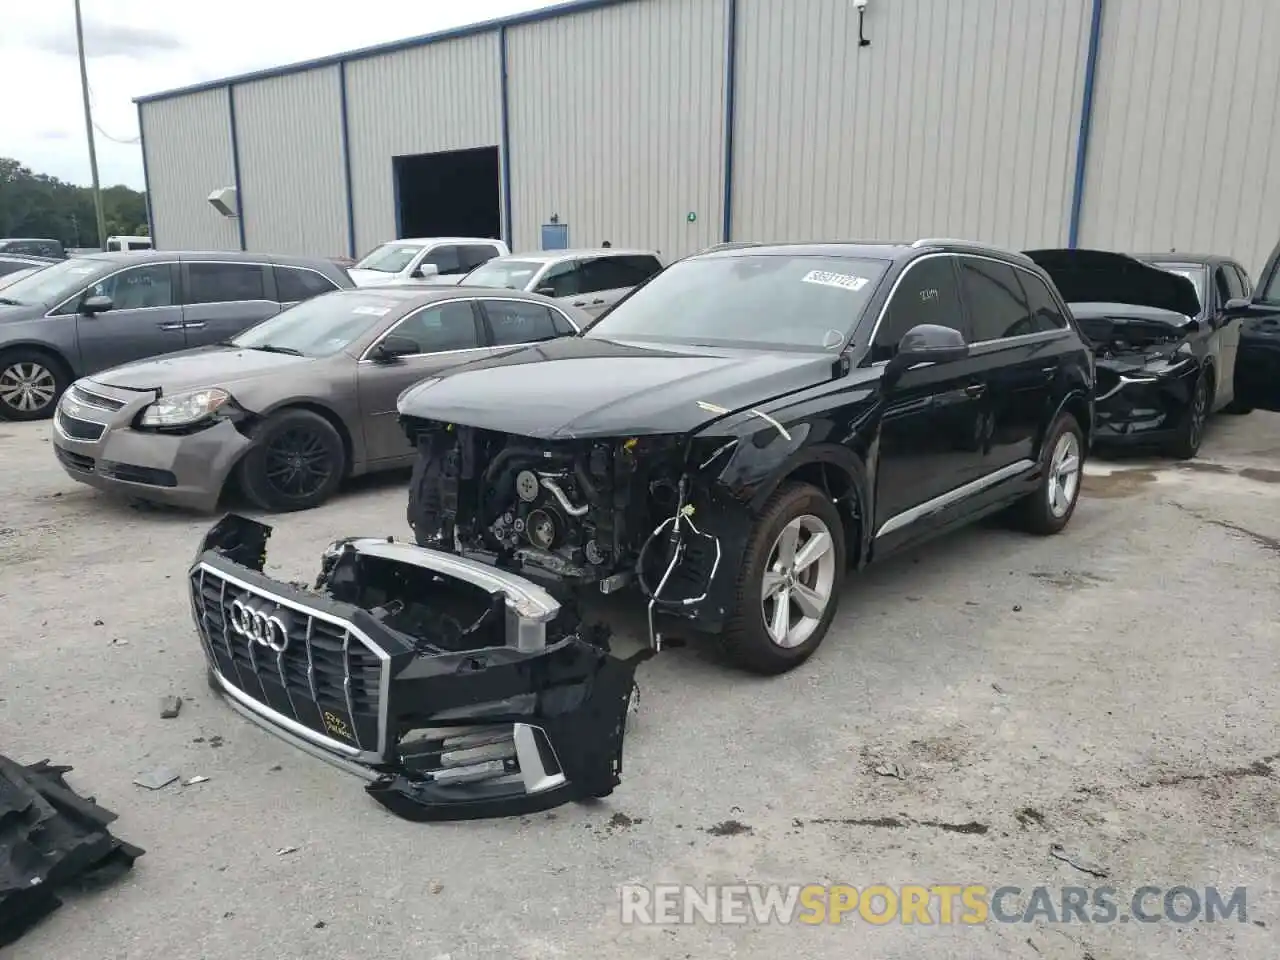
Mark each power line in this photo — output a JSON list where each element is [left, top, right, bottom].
[[86, 85, 141, 144]]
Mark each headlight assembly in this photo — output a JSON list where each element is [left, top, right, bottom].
[[138, 388, 232, 427]]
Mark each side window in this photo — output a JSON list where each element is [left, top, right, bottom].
[[484, 300, 565, 346], [1015, 270, 1069, 333], [1233, 264, 1252, 298], [870, 256, 963, 363], [958, 258, 1035, 341], [460, 244, 501, 272], [187, 262, 267, 304], [106, 239, 122, 252], [89, 264, 174, 310], [422, 245, 463, 276], [550, 308, 578, 335], [538, 261, 583, 298], [1213, 266, 1232, 307], [577, 256, 651, 293], [389, 300, 480, 353], [276, 266, 338, 302]]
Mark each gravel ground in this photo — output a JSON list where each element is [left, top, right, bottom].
[[1, 412, 1277, 960]]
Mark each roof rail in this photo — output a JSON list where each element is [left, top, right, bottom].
[[910, 237, 1033, 262], [701, 240, 766, 253]]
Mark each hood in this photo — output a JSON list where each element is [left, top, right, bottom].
[[91, 345, 317, 394], [348, 268, 399, 287], [1024, 249, 1202, 318], [396, 335, 844, 439]]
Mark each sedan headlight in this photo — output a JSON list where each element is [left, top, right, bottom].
[[138, 388, 232, 427]]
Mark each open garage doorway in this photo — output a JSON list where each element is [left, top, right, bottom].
[[394, 146, 502, 241]]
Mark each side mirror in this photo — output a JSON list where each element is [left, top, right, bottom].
[[372, 334, 419, 363], [81, 294, 113, 315], [411, 263, 440, 280], [1223, 296, 1252, 318], [883, 324, 969, 387], [535, 286, 557, 297]]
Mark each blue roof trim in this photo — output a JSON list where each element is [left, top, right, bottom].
[[133, 0, 637, 104]]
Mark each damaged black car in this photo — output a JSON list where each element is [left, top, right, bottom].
[[396, 240, 1095, 675], [1026, 248, 1240, 459]]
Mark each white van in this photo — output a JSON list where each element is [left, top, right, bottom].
[[106, 236, 153, 252]]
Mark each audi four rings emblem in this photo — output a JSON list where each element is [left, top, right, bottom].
[[228, 597, 291, 652]]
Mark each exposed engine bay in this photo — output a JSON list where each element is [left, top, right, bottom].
[[404, 422, 729, 646], [1074, 312, 1195, 361]]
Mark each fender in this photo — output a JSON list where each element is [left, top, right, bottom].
[[1040, 386, 1093, 458]]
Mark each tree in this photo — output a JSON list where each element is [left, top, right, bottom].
[[0, 157, 149, 246]]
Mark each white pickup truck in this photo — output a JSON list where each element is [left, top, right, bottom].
[[348, 237, 510, 287]]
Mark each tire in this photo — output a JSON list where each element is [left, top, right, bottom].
[[1012, 412, 1085, 536], [0, 348, 69, 421], [235, 408, 346, 513], [1222, 397, 1253, 415], [1164, 369, 1210, 460], [722, 482, 847, 675]]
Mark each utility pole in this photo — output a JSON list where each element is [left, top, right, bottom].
[[74, 0, 107, 249]]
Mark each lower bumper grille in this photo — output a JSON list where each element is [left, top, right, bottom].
[[190, 565, 388, 760], [101, 461, 177, 487], [55, 410, 106, 441], [55, 447, 95, 473]]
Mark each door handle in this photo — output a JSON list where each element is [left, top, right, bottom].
[[572, 300, 587, 307], [157, 322, 184, 330], [591, 298, 605, 305], [182, 321, 207, 329], [963, 383, 987, 398]]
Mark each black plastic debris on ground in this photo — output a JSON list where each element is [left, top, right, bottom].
[[0, 755, 145, 948]]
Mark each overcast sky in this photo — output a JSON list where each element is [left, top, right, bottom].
[[0, 0, 563, 191]]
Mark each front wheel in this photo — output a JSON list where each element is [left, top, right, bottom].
[[0, 349, 68, 421], [1165, 370, 1209, 460], [236, 408, 346, 512], [722, 483, 846, 675], [1013, 412, 1084, 536]]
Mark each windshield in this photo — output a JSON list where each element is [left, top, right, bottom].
[[0, 257, 107, 306], [1148, 262, 1206, 313], [460, 259, 542, 290], [354, 243, 424, 273], [584, 254, 890, 350], [231, 291, 402, 357]]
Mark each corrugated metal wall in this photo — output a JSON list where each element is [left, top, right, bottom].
[[139, 89, 239, 250], [732, 0, 1091, 248], [234, 68, 349, 257], [1079, 0, 1280, 276], [505, 0, 726, 259], [344, 33, 503, 256]]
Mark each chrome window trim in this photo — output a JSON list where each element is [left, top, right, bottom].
[[863, 251, 1073, 364]]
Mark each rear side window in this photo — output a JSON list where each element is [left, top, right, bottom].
[[483, 300, 566, 346], [1015, 270, 1069, 332], [538, 261, 583, 298], [460, 244, 502, 272], [959, 258, 1036, 341], [276, 266, 338, 302], [578, 255, 661, 293], [187, 262, 267, 304], [1220, 263, 1244, 301], [870, 256, 963, 363], [107, 239, 122, 252]]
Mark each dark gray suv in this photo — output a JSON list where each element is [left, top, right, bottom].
[[0, 251, 352, 420]]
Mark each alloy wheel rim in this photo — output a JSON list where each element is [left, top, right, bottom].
[[264, 427, 334, 499], [0, 362, 56, 413], [1048, 431, 1081, 519], [1189, 379, 1207, 446], [760, 514, 837, 648]]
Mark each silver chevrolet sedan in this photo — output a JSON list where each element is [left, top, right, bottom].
[[51, 286, 586, 512]]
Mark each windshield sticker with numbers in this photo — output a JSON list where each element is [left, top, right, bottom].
[[801, 270, 869, 292]]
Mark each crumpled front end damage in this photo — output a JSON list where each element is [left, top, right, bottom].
[[188, 514, 650, 822]]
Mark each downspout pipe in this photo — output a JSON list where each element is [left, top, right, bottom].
[[227, 84, 247, 251], [720, 0, 739, 243], [1067, 0, 1105, 248]]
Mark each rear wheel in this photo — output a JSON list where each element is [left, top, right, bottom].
[[236, 408, 346, 512], [722, 483, 846, 675], [1012, 412, 1084, 536], [1165, 370, 1209, 460], [0, 349, 68, 421]]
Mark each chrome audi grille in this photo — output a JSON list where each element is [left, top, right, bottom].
[[190, 565, 387, 760]]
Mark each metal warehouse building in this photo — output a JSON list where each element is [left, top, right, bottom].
[[135, 0, 1280, 274]]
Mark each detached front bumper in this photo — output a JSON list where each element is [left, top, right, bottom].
[[188, 514, 648, 821]]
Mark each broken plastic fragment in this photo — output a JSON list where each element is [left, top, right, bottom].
[[133, 768, 179, 790]]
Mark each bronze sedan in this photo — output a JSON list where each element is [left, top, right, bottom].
[[50, 286, 587, 512]]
